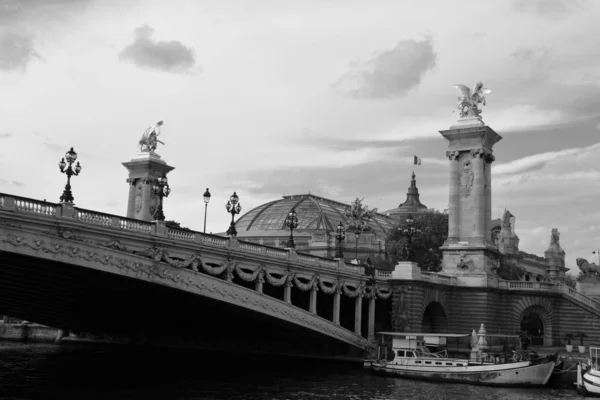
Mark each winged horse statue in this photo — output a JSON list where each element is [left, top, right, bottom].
[[139, 120, 164, 152], [453, 82, 492, 118]]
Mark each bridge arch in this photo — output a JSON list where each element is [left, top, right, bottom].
[[419, 289, 450, 333], [511, 297, 554, 346]]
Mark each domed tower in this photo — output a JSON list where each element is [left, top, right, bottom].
[[384, 172, 428, 219]]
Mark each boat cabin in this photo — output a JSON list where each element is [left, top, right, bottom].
[[377, 332, 470, 367]]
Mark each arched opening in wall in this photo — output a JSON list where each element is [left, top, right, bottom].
[[520, 309, 544, 346], [421, 302, 448, 333]]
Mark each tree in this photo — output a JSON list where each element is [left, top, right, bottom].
[[386, 209, 448, 272], [495, 255, 526, 280], [165, 220, 192, 231]]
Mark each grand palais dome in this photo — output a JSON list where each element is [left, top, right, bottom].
[[235, 194, 395, 239]]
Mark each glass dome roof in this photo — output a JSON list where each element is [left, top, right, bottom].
[[235, 194, 395, 238]]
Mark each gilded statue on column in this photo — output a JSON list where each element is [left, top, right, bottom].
[[453, 82, 492, 118]]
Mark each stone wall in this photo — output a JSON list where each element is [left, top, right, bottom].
[[389, 280, 600, 347]]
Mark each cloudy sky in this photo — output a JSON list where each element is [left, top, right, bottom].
[[1, 0, 599, 271]]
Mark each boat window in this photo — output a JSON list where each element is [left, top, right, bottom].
[[406, 351, 414, 357], [425, 361, 431, 365], [435, 362, 442, 365], [457, 363, 463, 366], [397, 350, 405, 357], [415, 361, 421, 364], [446, 363, 453, 366]]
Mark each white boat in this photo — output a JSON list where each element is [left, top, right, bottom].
[[364, 328, 558, 387], [579, 346, 600, 396]]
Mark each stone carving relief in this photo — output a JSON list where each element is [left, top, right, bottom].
[[459, 158, 474, 197], [455, 253, 474, 271]]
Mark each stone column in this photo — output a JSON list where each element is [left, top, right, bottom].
[[309, 286, 317, 314], [333, 288, 341, 325], [255, 275, 264, 293], [126, 178, 138, 217], [284, 281, 292, 304], [471, 150, 486, 241], [368, 296, 376, 341], [484, 153, 494, 241], [447, 151, 460, 240], [354, 295, 363, 335]]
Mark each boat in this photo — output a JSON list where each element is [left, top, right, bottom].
[[578, 346, 600, 396], [364, 325, 558, 387]]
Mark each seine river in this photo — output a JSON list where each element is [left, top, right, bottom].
[[0, 342, 580, 400]]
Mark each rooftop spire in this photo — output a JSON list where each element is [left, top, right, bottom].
[[398, 172, 427, 210]]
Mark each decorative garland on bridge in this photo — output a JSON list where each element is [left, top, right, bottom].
[[375, 286, 392, 299], [264, 270, 290, 287], [317, 277, 338, 294], [293, 274, 318, 292], [235, 263, 264, 282], [342, 281, 365, 298]]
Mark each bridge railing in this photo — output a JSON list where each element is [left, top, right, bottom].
[[0, 192, 371, 280]]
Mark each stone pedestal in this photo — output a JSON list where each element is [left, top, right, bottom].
[[122, 152, 175, 221], [391, 261, 421, 280], [439, 119, 502, 276]]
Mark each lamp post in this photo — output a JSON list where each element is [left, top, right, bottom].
[[285, 208, 298, 248], [354, 227, 363, 263], [58, 147, 82, 203], [335, 221, 346, 259], [203, 188, 211, 233], [225, 192, 242, 236], [400, 215, 421, 261], [152, 175, 171, 221]]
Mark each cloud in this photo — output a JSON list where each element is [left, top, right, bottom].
[[0, 31, 39, 71], [11, 180, 24, 187], [118, 25, 198, 74], [333, 37, 436, 99], [43, 142, 63, 151], [0, 132, 11, 138], [513, 0, 587, 19], [493, 146, 586, 175]]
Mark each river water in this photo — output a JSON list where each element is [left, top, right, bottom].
[[0, 342, 581, 400]]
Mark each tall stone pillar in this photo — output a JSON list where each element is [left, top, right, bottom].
[[354, 295, 363, 335], [122, 152, 175, 221], [368, 296, 376, 342], [440, 117, 502, 278], [333, 289, 341, 325]]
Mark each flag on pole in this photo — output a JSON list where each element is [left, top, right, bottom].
[[413, 155, 422, 165]]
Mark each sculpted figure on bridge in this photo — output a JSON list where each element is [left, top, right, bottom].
[[345, 197, 377, 233], [139, 121, 164, 152], [453, 82, 492, 118], [577, 258, 600, 279]]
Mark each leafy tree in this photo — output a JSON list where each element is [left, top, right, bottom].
[[165, 220, 192, 231], [494, 255, 525, 280], [386, 209, 448, 272]]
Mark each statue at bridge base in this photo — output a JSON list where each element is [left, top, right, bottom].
[[576, 258, 600, 302]]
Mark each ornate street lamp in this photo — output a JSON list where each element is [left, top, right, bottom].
[[225, 191, 242, 236], [354, 227, 363, 262], [203, 188, 211, 233], [58, 147, 82, 203], [285, 208, 299, 248], [152, 175, 171, 221], [399, 215, 421, 261], [335, 221, 346, 259]]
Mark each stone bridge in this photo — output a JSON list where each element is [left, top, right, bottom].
[[0, 193, 392, 357]]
